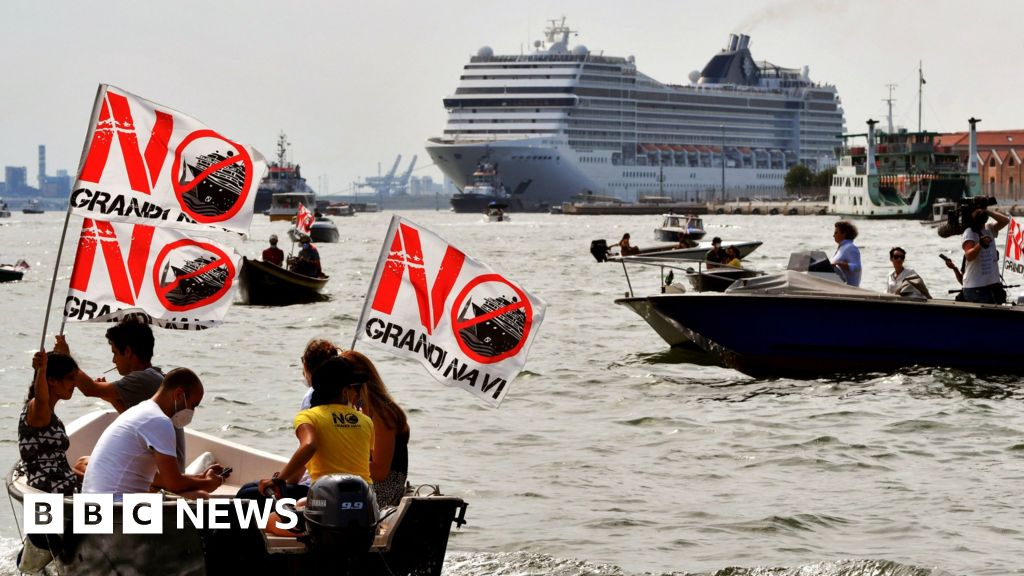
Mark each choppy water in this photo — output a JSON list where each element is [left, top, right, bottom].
[[0, 210, 1021, 575]]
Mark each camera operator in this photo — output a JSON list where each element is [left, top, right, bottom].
[[961, 203, 1010, 304]]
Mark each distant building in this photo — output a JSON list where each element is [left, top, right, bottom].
[[5, 166, 28, 193], [937, 130, 1024, 202]]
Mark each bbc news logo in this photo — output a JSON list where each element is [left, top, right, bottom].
[[24, 494, 299, 534]]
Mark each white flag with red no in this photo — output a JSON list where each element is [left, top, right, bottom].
[[354, 216, 545, 407], [64, 219, 242, 330], [70, 84, 267, 235]]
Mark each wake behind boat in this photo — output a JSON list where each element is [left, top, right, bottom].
[[7, 411, 467, 576]]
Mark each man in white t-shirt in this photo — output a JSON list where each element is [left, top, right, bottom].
[[961, 204, 1010, 304], [82, 368, 224, 499]]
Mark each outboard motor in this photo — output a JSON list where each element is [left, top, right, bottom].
[[590, 239, 609, 262], [303, 474, 379, 556]]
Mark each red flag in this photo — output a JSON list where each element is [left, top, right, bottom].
[[1006, 217, 1022, 264], [295, 203, 314, 235]]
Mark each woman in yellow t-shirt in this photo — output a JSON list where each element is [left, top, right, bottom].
[[259, 357, 374, 496]]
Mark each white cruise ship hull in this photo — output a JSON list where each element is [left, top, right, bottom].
[[426, 137, 790, 208]]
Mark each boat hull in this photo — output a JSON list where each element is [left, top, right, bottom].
[[647, 292, 1024, 377], [238, 257, 328, 306], [0, 267, 25, 282], [617, 296, 693, 347], [7, 410, 467, 576], [612, 240, 762, 261]]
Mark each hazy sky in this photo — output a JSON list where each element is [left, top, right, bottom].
[[2, 0, 1021, 194]]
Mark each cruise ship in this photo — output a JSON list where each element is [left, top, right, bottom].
[[425, 19, 845, 210]]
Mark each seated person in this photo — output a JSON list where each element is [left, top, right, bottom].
[[886, 247, 931, 299], [613, 233, 640, 256], [252, 357, 375, 535], [81, 368, 225, 499], [58, 319, 185, 474], [724, 246, 742, 268], [705, 237, 727, 265], [262, 234, 284, 267], [17, 351, 81, 495], [288, 234, 322, 277]]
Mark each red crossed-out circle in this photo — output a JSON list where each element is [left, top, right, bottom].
[[151, 239, 235, 312], [450, 273, 533, 364], [172, 129, 253, 223]]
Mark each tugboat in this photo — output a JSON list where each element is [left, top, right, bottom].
[[255, 132, 315, 214], [450, 160, 509, 213]]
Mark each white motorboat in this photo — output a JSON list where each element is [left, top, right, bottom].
[[7, 410, 467, 575], [653, 214, 705, 243], [268, 191, 316, 222]]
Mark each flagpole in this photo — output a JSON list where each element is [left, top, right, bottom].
[[41, 84, 107, 350], [351, 214, 402, 351]]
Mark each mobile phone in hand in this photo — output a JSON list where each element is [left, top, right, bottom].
[[939, 254, 951, 262], [218, 467, 233, 478]]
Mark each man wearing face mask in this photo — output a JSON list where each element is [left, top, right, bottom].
[[56, 318, 186, 473], [82, 368, 225, 499]]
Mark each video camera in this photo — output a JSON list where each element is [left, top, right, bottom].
[[936, 196, 999, 238]]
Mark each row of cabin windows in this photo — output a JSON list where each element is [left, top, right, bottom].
[[580, 157, 609, 164], [832, 176, 865, 187]]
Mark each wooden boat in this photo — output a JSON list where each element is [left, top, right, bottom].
[[7, 410, 467, 576], [237, 257, 328, 305]]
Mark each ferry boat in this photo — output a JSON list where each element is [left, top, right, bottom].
[[255, 132, 315, 214], [426, 19, 845, 210], [828, 118, 982, 219]]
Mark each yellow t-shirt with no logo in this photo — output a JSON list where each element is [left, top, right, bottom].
[[294, 404, 374, 483]]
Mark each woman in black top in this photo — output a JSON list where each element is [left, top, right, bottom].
[[18, 351, 81, 495], [343, 350, 410, 508]]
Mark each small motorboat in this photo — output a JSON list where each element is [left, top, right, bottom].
[[0, 259, 29, 283], [0, 198, 11, 218], [598, 239, 762, 262], [654, 214, 705, 243], [289, 217, 340, 243], [22, 199, 44, 214], [237, 257, 329, 306], [268, 191, 316, 222], [324, 202, 356, 217], [484, 202, 510, 223], [7, 410, 467, 576]]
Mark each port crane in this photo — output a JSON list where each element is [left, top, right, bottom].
[[358, 154, 418, 196]]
